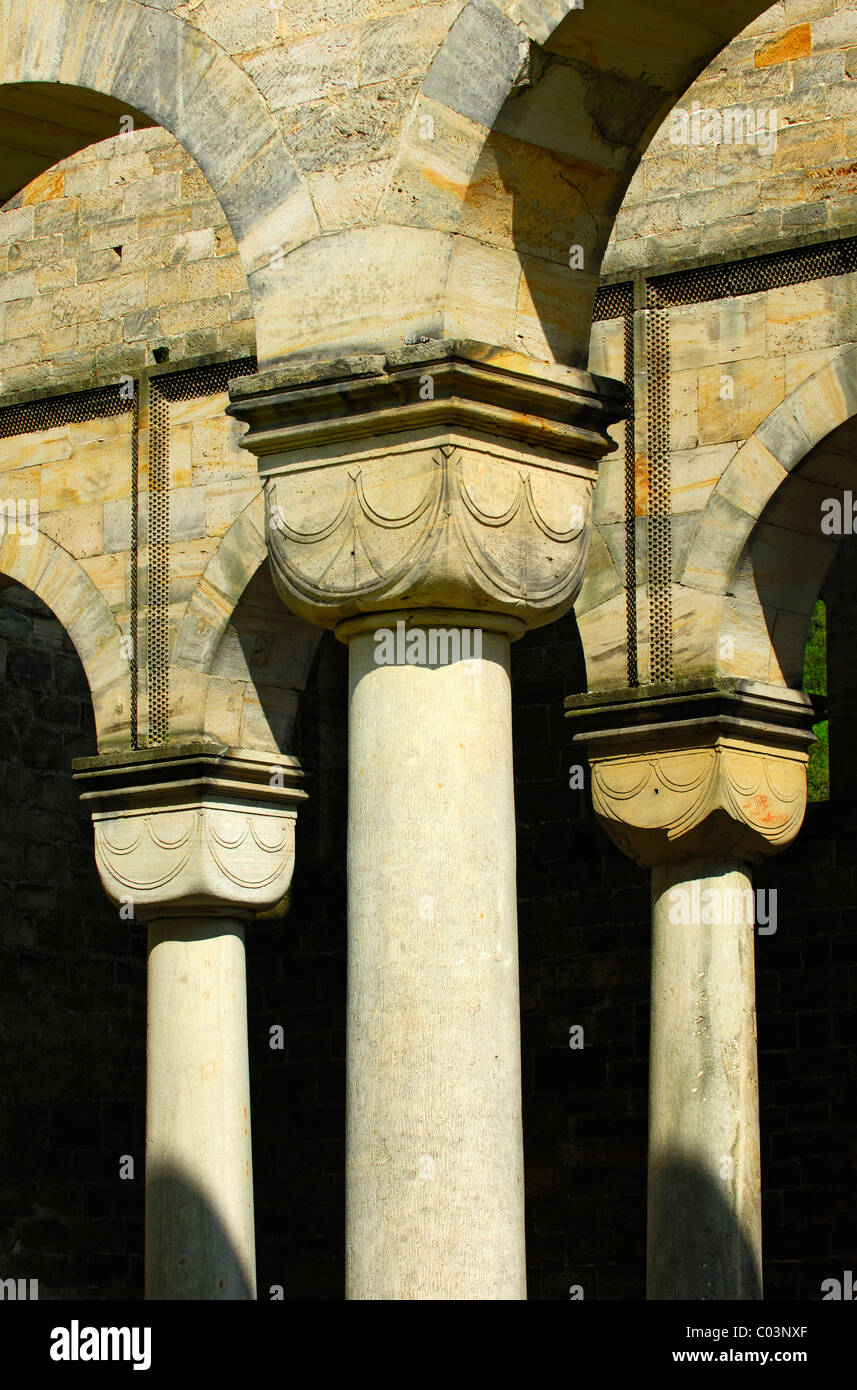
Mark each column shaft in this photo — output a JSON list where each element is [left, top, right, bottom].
[[648, 862, 762, 1300], [145, 917, 255, 1300], [345, 625, 526, 1299]]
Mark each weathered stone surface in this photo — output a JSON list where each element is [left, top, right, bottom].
[[422, 0, 525, 129]]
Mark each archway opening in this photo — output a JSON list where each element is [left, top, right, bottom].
[[0, 578, 145, 1299]]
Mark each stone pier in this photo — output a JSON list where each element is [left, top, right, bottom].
[[75, 744, 305, 1300], [230, 339, 624, 1299], [568, 680, 815, 1300]]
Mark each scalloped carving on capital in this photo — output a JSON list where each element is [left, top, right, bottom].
[[93, 803, 296, 919], [266, 444, 593, 629], [590, 743, 808, 868]]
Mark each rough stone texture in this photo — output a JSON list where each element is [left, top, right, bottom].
[[605, 1, 857, 274], [0, 127, 252, 400], [585, 285, 857, 691]]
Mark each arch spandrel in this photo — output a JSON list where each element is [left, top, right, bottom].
[[0, 0, 775, 366], [0, 0, 319, 367]]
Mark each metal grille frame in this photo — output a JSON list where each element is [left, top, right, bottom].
[[595, 235, 857, 688], [0, 356, 258, 748]]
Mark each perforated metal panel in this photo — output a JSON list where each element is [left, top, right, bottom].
[[645, 291, 673, 683], [159, 357, 257, 403], [0, 383, 132, 437], [129, 391, 139, 749], [637, 236, 857, 685], [147, 382, 170, 747], [0, 357, 258, 750], [145, 357, 257, 746], [593, 283, 638, 685], [649, 236, 857, 308], [593, 282, 633, 322]]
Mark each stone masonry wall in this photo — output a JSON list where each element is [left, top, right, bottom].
[[0, 126, 251, 403], [606, 0, 857, 275]]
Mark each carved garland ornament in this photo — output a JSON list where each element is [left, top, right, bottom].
[[266, 444, 593, 627], [590, 743, 808, 867], [93, 805, 297, 914]]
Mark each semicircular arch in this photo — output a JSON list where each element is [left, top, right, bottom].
[[0, 527, 127, 745]]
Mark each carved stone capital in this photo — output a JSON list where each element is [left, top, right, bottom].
[[228, 339, 624, 633], [73, 743, 306, 921], [566, 680, 817, 868]]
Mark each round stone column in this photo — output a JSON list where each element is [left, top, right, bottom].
[[146, 917, 255, 1300], [74, 745, 305, 1301], [568, 680, 816, 1301], [343, 614, 523, 1299], [229, 340, 624, 1299], [648, 860, 761, 1300]]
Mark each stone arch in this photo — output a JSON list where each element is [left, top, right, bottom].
[[171, 490, 322, 750], [0, 0, 319, 366], [293, 0, 771, 366], [682, 348, 857, 598], [678, 348, 857, 686], [0, 528, 126, 746]]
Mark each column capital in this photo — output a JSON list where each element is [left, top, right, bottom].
[[227, 339, 624, 634], [566, 679, 818, 867], [73, 743, 306, 921]]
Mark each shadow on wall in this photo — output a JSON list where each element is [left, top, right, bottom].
[[648, 1155, 762, 1300], [746, 420, 857, 688], [209, 563, 323, 755]]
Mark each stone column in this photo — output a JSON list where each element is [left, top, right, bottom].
[[229, 339, 624, 1300], [74, 743, 305, 1300], [567, 680, 816, 1301]]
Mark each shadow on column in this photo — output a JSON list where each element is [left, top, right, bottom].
[[146, 1166, 254, 1301], [648, 1155, 762, 1300]]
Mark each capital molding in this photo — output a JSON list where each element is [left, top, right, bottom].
[[566, 680, 818, 867], [73, 743, 306, 921], [227, 339, 625, 633]]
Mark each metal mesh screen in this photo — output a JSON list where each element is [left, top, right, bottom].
[[145, 357, 257, 746], [159, 357, 257, 402], [649, 235, 857, 308], [129, 390, 139, 749], [0, 383, 132, 437], [0, 357, 258, 749], [645, 288, 673, 684], [147, 382, 170, 747]]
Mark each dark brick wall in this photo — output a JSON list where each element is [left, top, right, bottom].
[[249, 632, 348, 1301], [756, 801, 857, 1300], [0, 583, 145, 1300], [0, 591, 854, 1301], [513, 612, 651, 1302]]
